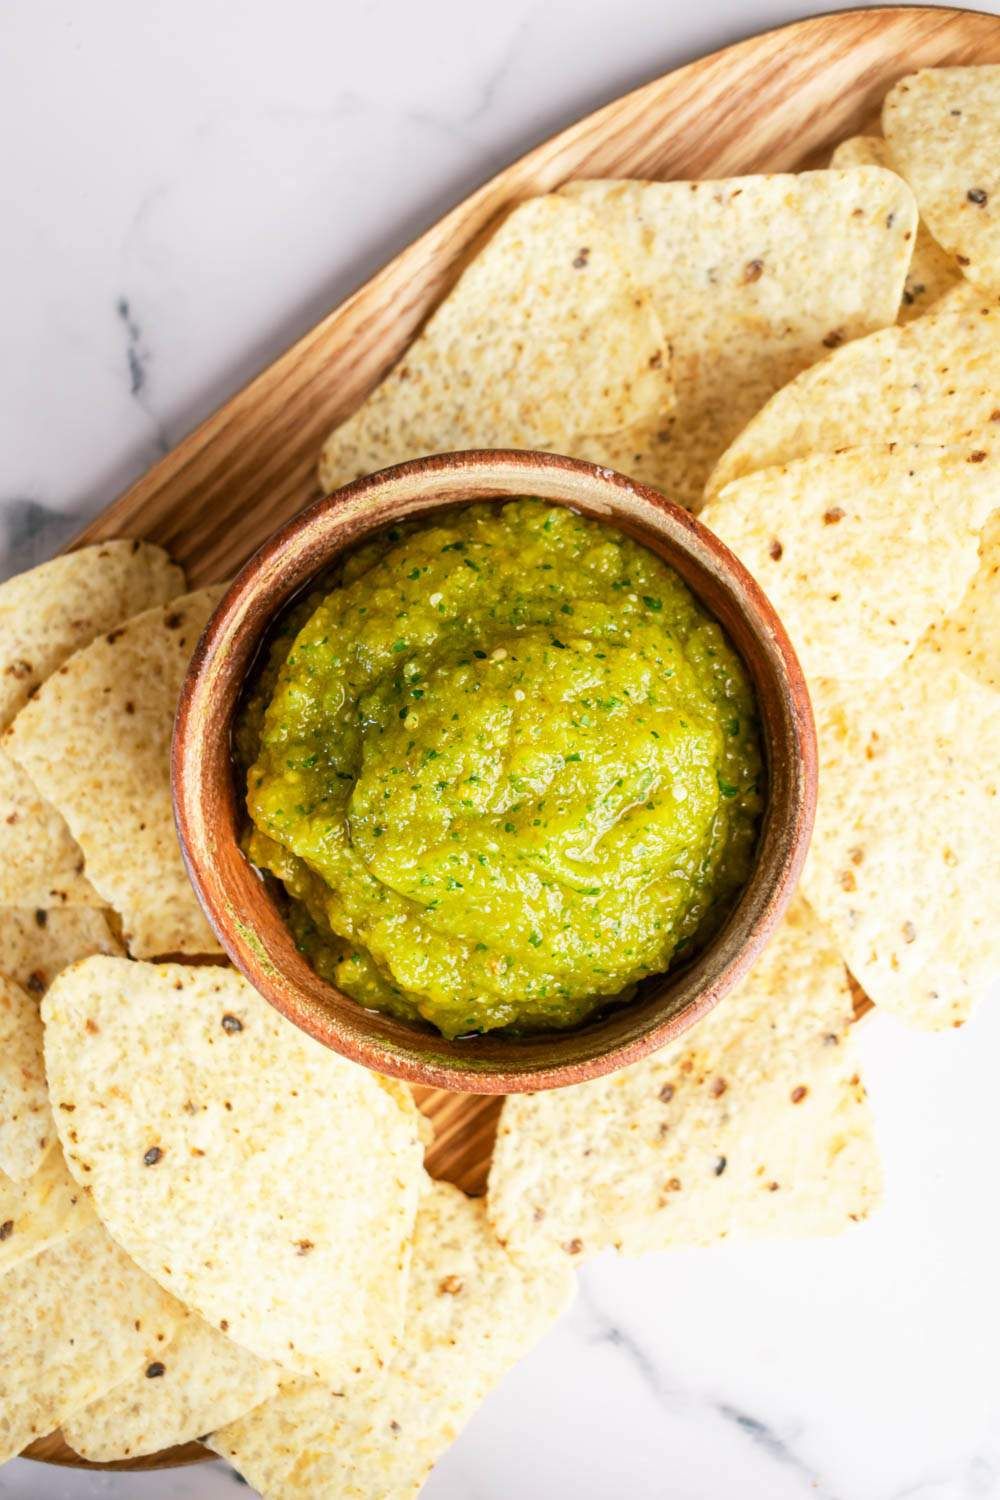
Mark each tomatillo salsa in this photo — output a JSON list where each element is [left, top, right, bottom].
[[238, 500, 763, 1038]]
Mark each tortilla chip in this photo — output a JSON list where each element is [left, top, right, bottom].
[[706, 301, 1000, 497], [700, 442, 996, 682], [883, 67, 1000, 294], [211, 1180, 575, 1500], [0, 905, 121, 995], [0, 748, 100, 907], [802, 650, 1000, 1029], [0, 1221, 181, 1465], [43, 957, 426, 1384], [830, 136, 962, 318], [63, 1312, 282, 1462], [0, 973, 52, 1180], [560, 168, 917, 508], [318, 195, 671, 492], [0, 541, 183, 911], [0, 540, 183, 726], [932, 279, 1000, 315], [4, 589, 224, 956], [924, 509, 999, 691], [380, 1076, 435, 1148], [487, 895, 880, 1263], [0, 1144, 97, 1276]]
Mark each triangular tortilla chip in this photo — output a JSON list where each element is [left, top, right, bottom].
[[830, 135, 962, 317], [700, 442, 996, 683], [0, 973, 52, 1180], [0, 540, 183, 910], [706, 301, 1000, 497], [63, 1312, 282, 1462], [487, 895, 881, 1263], [5, 589, 223, 956], [43, 957, 426, 1385], [0, 1144, 96, 1276], [925, 509, 999, 691], [884, 66, 1000, 294], [0, 748, 99, 907], [802, 651, 1000, 1030], [0, 905, 121, 995], [318, 195, 671, 492], [0, 540, 183, 725], [561, 168, 917, 508], [211, 1180, 575, 1500], [0, 1221, 181, 1465]]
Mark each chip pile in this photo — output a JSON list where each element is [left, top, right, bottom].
[[0, 61, 997, 1500]]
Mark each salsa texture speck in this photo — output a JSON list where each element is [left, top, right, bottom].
[[238, 499, 763, 1038]]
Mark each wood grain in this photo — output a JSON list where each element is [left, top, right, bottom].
[[23, 5, 997, 1473]]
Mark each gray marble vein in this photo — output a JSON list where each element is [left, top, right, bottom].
[[716, 1402, 837, 1499], [116, 298, 170, 456]]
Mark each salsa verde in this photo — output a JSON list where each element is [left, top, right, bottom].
[[239, 500, 763, 1038]]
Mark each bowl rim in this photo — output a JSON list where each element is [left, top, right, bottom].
[[173, 449, 816, 1094]]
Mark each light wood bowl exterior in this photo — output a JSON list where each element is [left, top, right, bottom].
[[25, 3, 1000, 1472]]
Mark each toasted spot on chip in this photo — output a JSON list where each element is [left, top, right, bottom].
[[561, 168, 916, 508], [210, 1181, 575, 1499], [486, 896, 880, 1262], [802, 651, 1000, 1029], [884, 67, 1000, 294], [701, 443, 995, 682], [0, 1221, 182, 1466], [42, 957, 426, 1385], [5, 589, 223, 956], [318, 195, 671, 492]]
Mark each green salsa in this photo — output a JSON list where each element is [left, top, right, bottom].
[[239, 500, 763, 1038]]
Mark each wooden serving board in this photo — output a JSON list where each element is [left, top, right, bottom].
[[27, 4, 1000, 1473]]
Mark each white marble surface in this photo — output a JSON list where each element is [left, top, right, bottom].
[[2, 2, 1000, 1496]]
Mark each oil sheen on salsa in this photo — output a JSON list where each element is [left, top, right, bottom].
[[239, 500, 763, 1038]]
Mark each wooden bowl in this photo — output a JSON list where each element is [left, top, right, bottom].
[[173, 450, 815, 1093]]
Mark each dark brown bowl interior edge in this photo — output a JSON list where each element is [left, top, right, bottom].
[[173, 451, 816, 1093]]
